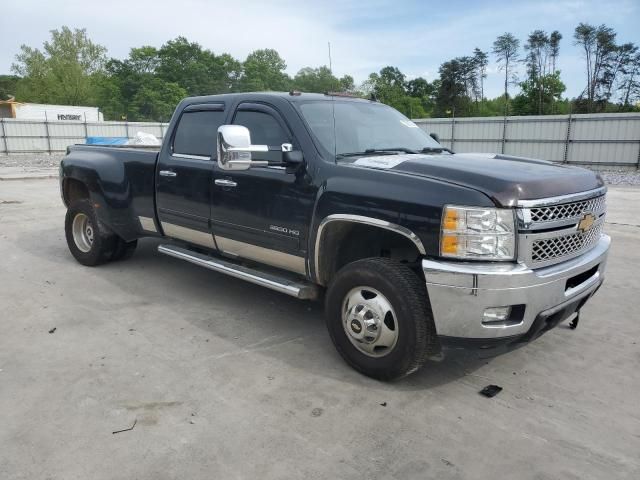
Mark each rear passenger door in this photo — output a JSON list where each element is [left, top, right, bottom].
[[155, 104, 224, 249]]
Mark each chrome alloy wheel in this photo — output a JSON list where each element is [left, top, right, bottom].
[[72, 213, 94, 253], [342, 286, 399, 357]]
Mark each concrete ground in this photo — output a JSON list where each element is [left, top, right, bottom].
[[1, 178, 639, 480]]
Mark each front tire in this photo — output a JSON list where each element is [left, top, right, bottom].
[[65, 199, 116, 266], [325, 258, 437, 380]]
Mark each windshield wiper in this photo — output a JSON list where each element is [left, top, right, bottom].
[[336, 148, 421, 159], [365, 147, 420, 154], [336, 150, 399, 159], [336, 147, 453, 159], [421, 147, 454, 154]]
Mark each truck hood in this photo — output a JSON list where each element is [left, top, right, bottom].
[[350, 153, 604, 207]]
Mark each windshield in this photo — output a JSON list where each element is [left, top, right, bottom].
[[297, 100, 442, 160]]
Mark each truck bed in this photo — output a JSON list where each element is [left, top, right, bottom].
[[62, 144, 160, 241]]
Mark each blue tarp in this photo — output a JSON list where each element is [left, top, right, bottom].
[[86, 136, 128, 145]]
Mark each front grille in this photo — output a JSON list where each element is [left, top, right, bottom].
[[531, 220, 603, 264], [529, 195, 605, 224], [519, 189, 607, 268]]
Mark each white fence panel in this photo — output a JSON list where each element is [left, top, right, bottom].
[[47, 122, 87, 138], [6, 136, 49, 153], [415, 113, 640, 169], [0, 118, 170, 154], [1, 114, 639, 168], [3, 120, 48, 137], [86, 122, 128, 137]]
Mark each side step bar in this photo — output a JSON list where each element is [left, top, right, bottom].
[[158, 244, 319, 300]]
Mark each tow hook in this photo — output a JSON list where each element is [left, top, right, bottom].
[[569, 312, 580, 330]]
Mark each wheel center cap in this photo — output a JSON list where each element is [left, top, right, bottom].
[[346, 304, 381, 343]]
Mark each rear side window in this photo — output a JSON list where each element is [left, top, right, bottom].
[[173, 110, 225, 157]]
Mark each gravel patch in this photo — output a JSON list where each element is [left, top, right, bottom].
[[0, 154, 63, 170], [598, 170, 640, 186]]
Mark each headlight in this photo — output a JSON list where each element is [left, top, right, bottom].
[[440, 205, 515, 260]]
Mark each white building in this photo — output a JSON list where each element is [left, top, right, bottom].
[[0, 100, 103, 121]]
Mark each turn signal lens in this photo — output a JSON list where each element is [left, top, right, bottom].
[[443, 209, 459, 231], [441, 234, 459, 254]]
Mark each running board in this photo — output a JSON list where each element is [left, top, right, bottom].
[[157, 244, 319, 300]]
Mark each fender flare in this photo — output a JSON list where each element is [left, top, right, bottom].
[[312, 214, 426, 285]]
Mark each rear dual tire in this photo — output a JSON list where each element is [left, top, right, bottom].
[[65, 199, 137, 266]]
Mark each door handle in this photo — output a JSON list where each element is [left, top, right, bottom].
[[215, 179, 238, 188], [159, 170, 177, 177]]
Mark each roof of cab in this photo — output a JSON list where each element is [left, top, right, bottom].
[[181, 91, 374, 105]]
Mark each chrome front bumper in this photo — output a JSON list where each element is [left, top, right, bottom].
[[422, 235, 610, 341]]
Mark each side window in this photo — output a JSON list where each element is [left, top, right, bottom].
[[173, 110, 225, 157], [233, 110, 289, 162]]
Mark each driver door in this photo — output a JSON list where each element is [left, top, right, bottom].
[[210, 103, 314, 275]]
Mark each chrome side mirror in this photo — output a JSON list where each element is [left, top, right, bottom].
[[217, 125, 269, 171]]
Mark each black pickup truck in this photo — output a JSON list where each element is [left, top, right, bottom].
[[60, 92, 610, 380]]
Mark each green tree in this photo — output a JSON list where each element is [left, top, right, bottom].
[[238, 49, 290, 91], [12, 26, 107, 105], [0, 75, 20, 100], [618, 47, 640, 107], [573, 23, 618, 111], [406, 77, 436, 116], [549, 31, 562, 73], [338, 74, 355, 92], [434, 59, 471, 117], [292, 66, 339, 92], [95, 47, 160, 120], [93, 71, 125, 120], [493, 33, 520, 114], [371, 67, 409, 110], [524, 30, 548, 114], [602, 42, 637, 102], [156, 37, 241, 96], [129, 78, 187, 121], [473, 48, 489, 103], [512, 72, 566, 115]]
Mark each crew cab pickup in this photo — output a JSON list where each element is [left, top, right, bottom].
[[60, 92, 610, 380]]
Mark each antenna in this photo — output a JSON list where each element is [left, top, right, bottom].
[[328, 42, 332, 73]]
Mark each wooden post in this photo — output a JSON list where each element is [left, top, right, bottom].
[[83, 112, 88, 140]]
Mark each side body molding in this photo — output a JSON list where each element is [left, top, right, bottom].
[[313, 214, 426, 285]]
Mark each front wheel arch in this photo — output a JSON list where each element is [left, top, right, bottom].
[[313, 216, 426, 286]]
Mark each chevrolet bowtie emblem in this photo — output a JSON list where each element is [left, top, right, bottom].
[[577, 213, 596, 233]]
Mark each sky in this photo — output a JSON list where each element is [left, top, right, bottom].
[[1, 0, 638, 98]]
